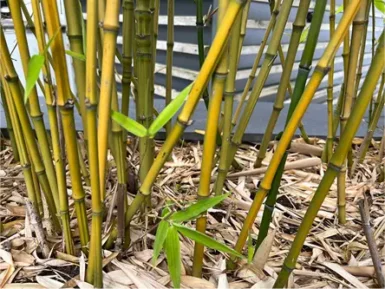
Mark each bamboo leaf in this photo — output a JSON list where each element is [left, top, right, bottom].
[[170, 193, 229, 223], [336, 4, 344, 14], [152, 220, 170, 265], [173, 223, 244, 258], [300, 25, 310, 43], [65, 50, 86, 61], [111, 110, 148, 137], [44, 27, 61, 54], [164, 226, 181, 288], [24, 54, 45, 103], [148, 82, 194, 137], [374, 0, 385, 14]]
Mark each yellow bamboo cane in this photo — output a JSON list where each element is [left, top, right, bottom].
[[231, 0, 362, 262]]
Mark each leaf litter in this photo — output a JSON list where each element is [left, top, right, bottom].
[[0, 136, 384, 288]]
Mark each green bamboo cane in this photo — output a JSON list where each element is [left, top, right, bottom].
[[165, 0, 174, 136], [31, 0, 74, 254], [63, 0, 88, 143], [253, 0, 312, 169], [0, 29, 61, 232], [193, 0, 230, 276], [368, 0, 376, 125], [7, 0, 60, 213], [124, 0, 247, 228], [40, 0, 90, 251], [85, 0, 103, 284], [214, 11, 243, 197], [135, 0, 155, 188], [1, 77, 37, 213], [121, 0, 134, 143], [30, 162, 43, 217], [253, 0, 315, 250], [231, 0, 280, 129], [324, 0, 336, 163], [351, 85, 385, 174], [77, 140, 91, 186], [237, 0, 251, 61], [273, 30, 384, 288], [337, 0, 369, 224], [0, 85, 19, 161], [196, 0, 210, 109], [229, 0, 362, 264], [215, 0, 295, 197], [372, 71, 385, 115]]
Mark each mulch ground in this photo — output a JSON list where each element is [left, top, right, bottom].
[[0, 136, 384, 288]]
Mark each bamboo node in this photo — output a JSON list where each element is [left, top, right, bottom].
[[214, 72, 228, 79], [73, 196, 86, 203], [59, 209, 69, 216], [327, 162, 343, 172], [196, 21, 204, 27], [60, 99, 75, 111], [4, 74, 18, 82], [315, 65, 330, 75], [298, 64, 311, 72], [282, 263, 295, 273], [102, 23, 120, 33], [353, 20, 368, 25], [224, 91, 235, 97], [21, 164, 31, 170], [176, 118, 190, 127], [85, 101, 97, 110], [264, 203, 274, 212], [30, 113, 44, 120], [92, 211, 104, 216]]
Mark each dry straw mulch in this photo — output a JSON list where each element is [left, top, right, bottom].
[[0, 136, 384, 288]]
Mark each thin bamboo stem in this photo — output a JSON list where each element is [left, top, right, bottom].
[[63, 0, 88, 142], [273, 31, 384, 288], [368, 0, 376, 125], [193, 0, 230, 277], [230, 0, 363, 265], [253, 0, 312, 169], [216, 0, 294, 199], [253, 0, 313, 250], [165, 0, 174, 136], [351, 86, 385, 173], [40, 0, 89, 251], [125, 0, 247, 227], [0, 29, 61, 232], [97, 0, 121, 199], [337, 0, 368, 224], [8, 0, 60, 214], [31, 0, 74, 254], [85, 0, 102, 285], [325, 0, 336, 163]]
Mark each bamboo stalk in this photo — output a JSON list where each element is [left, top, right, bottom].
[[8, 0, 60, 214], [192, 0, 230, 277], [0, 28, 61, 232], [40, 0, 89, 251], [215, 0, 294, 199], [253, 0, 314, 250], [324, 0, 336, 163], [230, 0, 363, 265], [121, 0, 134, 143], [237, 0, 251, 61], [337, 0, 369, 224], [253, 0, 312, 169], [273, 30, 384, 289], [63, 0, 88, 143], [1, 76, 37, 213], [358, 198, 385, 288], [96, 0, 121, 199], [0, 84, 19, 162], [124, 0, 247, 227], [368, 1, 376, 125], [84, 0, 103, 285], [165, 0, 174, 136], [30, 0, 74, 255], [351, 87, 384, 173], [231, 0, 280, 129], [135, 0, 155, 187], [214, 10, 243, 198]]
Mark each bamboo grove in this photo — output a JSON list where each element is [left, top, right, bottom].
[[0, 0, 384, 287]]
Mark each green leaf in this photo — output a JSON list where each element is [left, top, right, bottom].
[[65, 50, 86, 61], [111, 110, 148, 137], [24, 54, 45, 103], [374, 0, 385, 14], [170, 193, 229, 223], [336, 4, 344, 14], [164, 226, 181, 288], [247, 232, 255, 264], [148, 82, 194, 137], [44, 27, 61, 55], [152, 220, 170, 265], [299, 25, 310, 43], [173, 223, 244, 259]]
